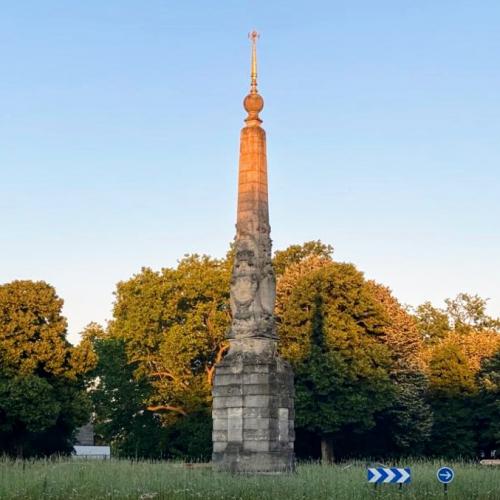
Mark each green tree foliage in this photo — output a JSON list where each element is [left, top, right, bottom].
[[273, 240, 333, 277], [101, 254, 230, 460], [2, 244, 497, 461], [445, 293, 500, 334], [415, 293, 500, 345], [427, 343, 477, 457], [414, 293, 500, 458], [110, 256, 231, 421], [90, 333, 213, 460], [277, 255, 393, 461], [275, 246, 433, 459], [364, 282, 432, 457], [377, 370, 432, 455], [89, 241, 497, 461], [366, 282, 423, 372], [162, 412, 212, 460], [414, 302, 451, 345], [89, 330, 169, 458], [0, 281, 93, 457], [476, 350, 500, 456], [0, 376, 60, 433]]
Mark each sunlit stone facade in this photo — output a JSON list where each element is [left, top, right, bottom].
[[211, 32, 295, 473]]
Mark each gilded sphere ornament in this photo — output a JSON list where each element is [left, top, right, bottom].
[[244, 92, 264, 113]]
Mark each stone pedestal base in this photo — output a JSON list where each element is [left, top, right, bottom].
[[212, 354, 295, 473]]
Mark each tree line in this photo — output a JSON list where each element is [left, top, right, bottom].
[[1, 241, 499, 461]]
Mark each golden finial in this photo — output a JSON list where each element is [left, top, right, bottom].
[[244, 30, 263, 126], [249, 30, 259, 94]]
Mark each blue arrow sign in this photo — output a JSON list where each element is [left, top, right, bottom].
[[367, 467, 411, 484], [437, 467, 454, 484]]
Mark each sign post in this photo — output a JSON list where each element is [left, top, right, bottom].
[[436, 466, 454, 495]]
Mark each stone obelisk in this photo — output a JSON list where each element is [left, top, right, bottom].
[[212, 32, 295, 473]]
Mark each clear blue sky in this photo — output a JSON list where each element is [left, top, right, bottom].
[[1, 1, 499, 343]]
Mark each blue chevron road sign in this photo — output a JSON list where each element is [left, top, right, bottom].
[[367, 467, 411, 484]]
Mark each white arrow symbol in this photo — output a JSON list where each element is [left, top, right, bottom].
[[368, 468, 381, 483], [441, 471, 452, 480], [384, 469, 396, 483], [398, 469, 410, 483]]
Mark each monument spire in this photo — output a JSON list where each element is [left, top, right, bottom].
[[243, 31, 264, 127], [235, 33, 273, 341], [212, 32, 295, 473]]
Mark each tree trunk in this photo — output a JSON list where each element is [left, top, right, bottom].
[[320, 436, 334, 464]]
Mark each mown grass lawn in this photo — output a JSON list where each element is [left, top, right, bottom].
[[0, 459, 498, 499]]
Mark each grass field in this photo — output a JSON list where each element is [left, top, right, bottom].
[[0, 458, 499, 499]]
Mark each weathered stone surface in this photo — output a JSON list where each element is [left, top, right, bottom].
[[213, 396, 243, 409], [212, 358, 295, 473], [243, 407, 273, 419], [243, 417, 275, 430], [243, 373, 271, 385], [211, 34, 295, 474], [243, 429, 277, 441], [213, 442, 227, 453], [214, 364, 244, 375], [212, 384, 243, 397], [213, 419, 228, 431], [244, 395, 271, 407], [243, 440, 270, 452], [212, 408, 228, 419], [212, 430, 228, 442], [243, 363, 273, 374], [213, 449, 295, 474], [215, 374, 244, 385], [242, 383, 273, 395]]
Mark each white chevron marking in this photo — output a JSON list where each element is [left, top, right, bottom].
[[384, 469, 396, 483], [397, 469, 410, 483], [368, 468, 381, 483]]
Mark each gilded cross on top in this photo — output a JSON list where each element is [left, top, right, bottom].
[[248, 31, 259, 93]]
